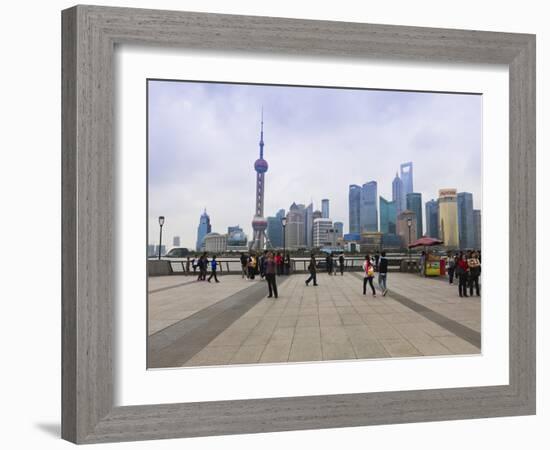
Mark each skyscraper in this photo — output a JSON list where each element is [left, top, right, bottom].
[[457, 192, 475, 249], [313, 218, 333, 247], [473, 209, 482, 250], [251, 112, 269, 250], [195, 209, 211, 251], [360, 181, 378, 232], [348, 184, 361, 234], [267, 216, 283, 248], [406, 192, 423, 239], [333, 221, 344, 239], [392, 173, 405, 214], [379, 196, 397, 234], [400, 161, 414, 196], [321, 199, 330, 219], [286, 202, 306, 249], [305, 203, 314, 248], [438, 189, 459, 248], [425, 199, 439, 238]]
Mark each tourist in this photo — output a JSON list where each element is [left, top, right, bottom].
[[468, 251, 481, 296], [259, 250, 267, 279], [196, 255, 204, 281], [378, 251, 388, 296], [240, 252, 248, 279], [265, 252, 278, 298], [275, 252, 283, 275], [456, 253, 470, 297], [186, 256, 191, 273], [419, 251, 426, 276], [207, 255, 220, 283], [284, 253, 291, 275], [247, 253, 257, 280], [447, 253, 456, 284], [325, 253, 333, 275], [191, 257, 197, 273], [202, 253, 209, 281], [305, 253, 318, 286], [339, 253, 345, 276], [363, 254, 376, 296], [374, 251, 380, 272]]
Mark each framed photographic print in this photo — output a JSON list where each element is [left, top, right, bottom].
[[62, 5, 536, 444]]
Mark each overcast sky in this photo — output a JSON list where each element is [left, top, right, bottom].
[[148, 80, 482, 249]]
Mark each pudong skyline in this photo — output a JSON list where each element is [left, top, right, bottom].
[[147, 80, 481, 249]]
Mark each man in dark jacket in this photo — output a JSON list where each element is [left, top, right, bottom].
[[305, 253, 318, 286], [338, 254, 345, 276], [378, 251, 389, 296]]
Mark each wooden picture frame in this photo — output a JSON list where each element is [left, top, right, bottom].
[[62, 5, 536, 444]]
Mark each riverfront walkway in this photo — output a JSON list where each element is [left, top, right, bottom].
[[147, 272, 481, 368]]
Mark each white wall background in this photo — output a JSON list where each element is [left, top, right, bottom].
[[0, 1, 546, 449]]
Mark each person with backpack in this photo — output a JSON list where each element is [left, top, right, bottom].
[[247, 254, 257, 280], [207, 255, 220, 283], [363, 254, 376, 296], [378, 251, 389, 296]]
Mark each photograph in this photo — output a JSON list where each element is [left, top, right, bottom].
[[146, 79, 483, 369]]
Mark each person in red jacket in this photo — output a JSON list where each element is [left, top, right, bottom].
[[455, 253, 470, 297]]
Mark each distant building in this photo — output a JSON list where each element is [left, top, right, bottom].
[[147, 244, 156, 257], [204, 233, 227, 253], [457, 192, 475, 249], [344, 233, 361, 242], [286, 202, 306, 249], [381, 233, 403, 250], [473, 209, 482, 250], [360, 181, 378, 232], [425, 199, 439, 238], [227, 225, 242, 235], [360, 231, 383, 252], [392, 173, 406, 214], [267, 216, 283, 248], [155, 245, 166, 257], [333, 221, 344, 239], [400, 161, 414, 196], [379, 196, 397, 234], [438, 189, 459, 248], [348, 184, 361, 234], [321, 199, 330, 219], [305, 203, 314, 248], [396, 210, 417, 248], [406, 192, 423, 239], [227, 227, 248, 251], [313, 218, 334, 247], [172, 236, 181, 247], [195, 209, 212, 251]]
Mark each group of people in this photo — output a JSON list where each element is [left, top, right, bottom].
[[192, 253, 220, 283], [447, 251, 482, 297], [239, 251, 291, 281]]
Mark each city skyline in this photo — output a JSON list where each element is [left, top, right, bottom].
[[148, 80, 482, 249]]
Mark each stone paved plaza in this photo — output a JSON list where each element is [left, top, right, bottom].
[[147, 272, 481, 368]]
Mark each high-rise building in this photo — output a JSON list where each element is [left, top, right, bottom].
[[425, 199, 439, 238], [348, 184, 361, 234], [251, 112, 269, 250], [360, 181, 378, 232], [406, 192, 423, 239], [204, 233, 227, 253], [312, 209, 323, 220], [438, 189, 459, 248], [305, 203, 314, 248], [313, 218, 333, 247], [473, 209, 482, 250], [379, 196, 397, 234], [321, 199, 330, 219], [400, 161, 414, 196], [333, 221, 344, 239], [396, 210, 417, 248], [392, 173, 406, 214], [286, 202, 306, 249], [457, 192, 475, 249], [267, 216, 283, 248], [172, 236, 180, 247], [195, 209, 212, 251]]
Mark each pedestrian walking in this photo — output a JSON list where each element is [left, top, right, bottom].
[[456, 253, 470, 297], [196, 255, 205, 281], [185, 256, 191, 273], [265, 252, 278, 298], [447, 253, 457, 284], [305, 253, 318, 286], [207, 255, 219, 282], [468, 251, 481, 296], [363, 255, 376, 296], [378, 251, 388, 296], [247, 254, 257, 280], [240, 252, 248, 279], [275, 252, 283, 275], [339, 254, 345, 276]]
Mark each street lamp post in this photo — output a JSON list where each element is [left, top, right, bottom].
[[281, 217, 287, 275], [158, 216, 165, 260], [407, 217, 412, 268]]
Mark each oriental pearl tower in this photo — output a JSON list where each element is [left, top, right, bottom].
[[251, 111, 269, 251]]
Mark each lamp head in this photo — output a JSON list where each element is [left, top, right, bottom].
[[159, 216, 165, 226]]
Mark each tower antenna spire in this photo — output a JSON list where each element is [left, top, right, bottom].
[[259, 107, 264, 159]]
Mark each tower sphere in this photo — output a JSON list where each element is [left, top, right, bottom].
[[252, 215, 268, 231], [254, 158, 268, 173]]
